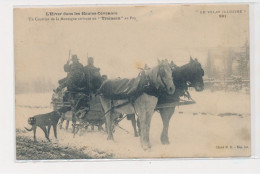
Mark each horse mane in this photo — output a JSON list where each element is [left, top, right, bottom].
[[146, 60, 170, 89], [146, 65, 160, 89]]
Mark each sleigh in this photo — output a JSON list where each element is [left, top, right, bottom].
[[51, 83, 196, 137], [51, 91, 123, 136]]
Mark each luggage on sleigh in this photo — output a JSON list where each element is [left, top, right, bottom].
[[51, 88, 71, 110], [74, 94, 106, 128], [51, 88, 108, 134]]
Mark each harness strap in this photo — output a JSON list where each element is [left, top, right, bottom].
[[102, 66, 170, 120], [115, 124, 130, 134], [103, 100, 131, 117]]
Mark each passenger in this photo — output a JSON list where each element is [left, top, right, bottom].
[[101, 75, 108, 82], [64, 54, 85, 93], [84, 57, 102, 93]]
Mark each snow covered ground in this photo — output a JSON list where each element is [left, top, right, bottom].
[[16, 90, 251, 159]]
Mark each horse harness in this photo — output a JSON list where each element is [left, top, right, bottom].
[[103, 67, 169, 118]]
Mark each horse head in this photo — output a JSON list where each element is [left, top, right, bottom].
[[154, 59, 175, 95], [186, 57, 204, 91]]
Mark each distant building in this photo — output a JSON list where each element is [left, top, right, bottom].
[[205, 42, 249, 80]]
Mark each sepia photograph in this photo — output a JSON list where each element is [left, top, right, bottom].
[[14, 4, 250, 160]]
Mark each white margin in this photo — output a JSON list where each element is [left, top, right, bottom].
[[1, 0, 260, 173]]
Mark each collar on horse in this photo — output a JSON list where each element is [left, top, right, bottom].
[[139, 67, 167, 97], [105, 67, 169, 120]]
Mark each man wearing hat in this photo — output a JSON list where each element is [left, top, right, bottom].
[[64, 54, 85, 92], [84, 57, 102, 93], [54, 54, 83, 93]]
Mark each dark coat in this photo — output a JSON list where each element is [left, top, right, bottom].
[[84, 65, 102, 93], [64, 61, 85, 92]]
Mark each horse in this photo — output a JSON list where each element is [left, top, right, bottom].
[[98, 60, 175, 150], [158, 57, 204, 144], [129, 57, 204, 144]]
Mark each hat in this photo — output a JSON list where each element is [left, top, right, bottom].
[[88, 57, 94, 61], [71, 54, 79, 61], [88, 57, 94, 64]]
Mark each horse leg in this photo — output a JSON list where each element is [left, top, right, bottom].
[[135, 94, 157, 150], [104, 119, 108, 133], [72, 113, 76, 133], [65, 120, 69, 130], [100, 97, 114, 140], [129, 114, 138, 137], [159, 107, 175, 145], [131, 118, 138, 137], [145, 109, 154, 148], [106, 110, 114, 140], [59, 120, 63, 129], [98, 124, 104, 131], [137, 111, 147, 149], [137, 118, 141, 135], [144, 95, 158, 150], [59, 113, 65, 129]]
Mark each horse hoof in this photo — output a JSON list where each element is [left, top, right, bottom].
[[161, 140, 170, 145], [107, 136, 114, 141], [134, 133, 139, 137], [141, 142, 152, 150], [161, 136, 170, 145], [98, 126, 104, 131], [142, 145, 151, 151]]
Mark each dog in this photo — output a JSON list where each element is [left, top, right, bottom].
[[24, 107, 70, 142]]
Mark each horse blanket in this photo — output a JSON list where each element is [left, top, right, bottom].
[[98, 76, 144, 100]]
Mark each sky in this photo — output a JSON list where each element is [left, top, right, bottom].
[[14, 4, 249, 85]]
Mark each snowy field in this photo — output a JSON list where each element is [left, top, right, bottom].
[[16, 90, 251, 159]]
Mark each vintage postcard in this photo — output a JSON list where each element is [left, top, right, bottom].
[[14, 4, 250, 160]]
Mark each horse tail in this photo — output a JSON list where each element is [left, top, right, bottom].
[[24, 127, 33, 131]]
